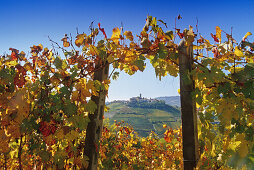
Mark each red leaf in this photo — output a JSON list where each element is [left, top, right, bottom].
[[211, 33, 219, 42], [16, 64, 27, 75], [30, 44, 43, 53], [212, 47, 219, 58], [39, 122, 51, 137], [9, 48, 19, 60], [94, 142, 98, 153], [176, 29, 184, 39], [98, 23, 107, 39], [14, 73, 26, 88]]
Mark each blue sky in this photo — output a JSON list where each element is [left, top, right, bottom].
[[1, 0, 254, 101]]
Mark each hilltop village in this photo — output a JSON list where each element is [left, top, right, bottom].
[[109, 94, 162, 104]]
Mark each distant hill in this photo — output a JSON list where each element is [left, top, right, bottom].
[[105, 96, 181, 137], [155, 96, 181, 107]]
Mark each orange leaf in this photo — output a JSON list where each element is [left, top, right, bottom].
[[61, 37, 70, 47], [75, 34, 85, 47], [124, 31, 134, 41]]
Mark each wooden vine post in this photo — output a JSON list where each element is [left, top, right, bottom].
[[178, 39, 199, 169], [83, 60, 109, 170]]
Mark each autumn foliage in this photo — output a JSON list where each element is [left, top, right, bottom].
[[99, 121, 183, 169], [0, 16, 253, 169]]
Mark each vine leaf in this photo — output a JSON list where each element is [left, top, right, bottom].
[[98, 23, 107, 39], [234, 46, 243, 57], [216, 26, 222, 43], [61, 37, 70, 47], [124, 31, 133, 41], [75, 34, 85, 47], [242, 32, 252, 41], [111, 27, 121, 44]]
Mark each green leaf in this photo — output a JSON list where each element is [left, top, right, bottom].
[[85, 100, 97, 113], [112, 72, 119, 80], [60, 86, 71, 97], [217, 82, 231, 97], [54, 56, 67, 70], [157, 43, 168, 59], [244, 63, 254, 78], [39, 150, 51, 162], [68, 115, 89, 130], [64, 102, 77, 117], [134, 60, 146, 72], [70, 65, 78, 78], [194, 88, 202, 105]]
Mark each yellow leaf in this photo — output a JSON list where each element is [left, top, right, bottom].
[[63, 41, 70, 47], [66, 130, 80, 141], [178, 88, 180, 94], [183, 26, 195, 46], [71, 91, 79, 102], [228, 141, 241, 151], [55, 128, 64, 140], [238, 141, 248, 158], [107, 55, 114, 63], [111, 27, 121, 44], [81, 89, 91, 99], [243, 32, 252, 41], [75, 34, 86, 47], [23, 63, 33, 71], [50, 76, 60, 86], [38, 44, 43, 50], [235, 134, 245, 141], [193, 45, 204, 50], [0, 129, 9, 153], [89, 45, 99, 56], [211, 143, 216, 156], [6, 123, 21, 138], [124, 31, 133, 41], [17, 102, 30, 121], [216, 26, 222, 43], [234, 46, 244, 57], [44, 134, 54, 145]]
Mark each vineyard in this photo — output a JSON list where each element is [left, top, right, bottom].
[[0, 16, 253, 169]]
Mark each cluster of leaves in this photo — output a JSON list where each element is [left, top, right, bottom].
[[0, 15, 253, 169], [99, 121, 183, 169], [135, 16, 254, 169], [0, 19, 165, 169], [193, 29, 254, 169], [0, 28, 114, 169]]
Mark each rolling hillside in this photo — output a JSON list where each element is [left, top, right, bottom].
[[155, 96, 181, 107], [105, 97, 181, 137]]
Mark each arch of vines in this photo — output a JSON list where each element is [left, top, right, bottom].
[[0, 16, 253, 169]]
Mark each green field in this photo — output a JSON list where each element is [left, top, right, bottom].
[[105, 101, 181, 137]]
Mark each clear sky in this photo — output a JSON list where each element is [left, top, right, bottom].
[[1, 0, 254, 101]]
